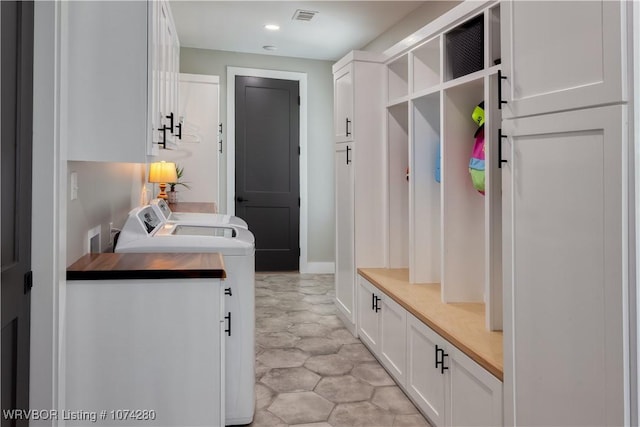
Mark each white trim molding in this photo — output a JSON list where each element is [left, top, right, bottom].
[[226, 67, 312, 273]]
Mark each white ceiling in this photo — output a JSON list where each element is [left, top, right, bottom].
[[169, 1, 425, 61]]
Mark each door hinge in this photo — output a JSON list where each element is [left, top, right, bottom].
[[298, 146, 300, 155], [298, 247, 301, 256], [297, 96, 300, 106], [24, 271, 33, 294], [298, 197, 301, 207]]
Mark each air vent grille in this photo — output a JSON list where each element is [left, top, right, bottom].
[[292, 9, 318, 21]]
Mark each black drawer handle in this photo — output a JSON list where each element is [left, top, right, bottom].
[[225, 312, 231, 336], [435, 345, 449, 374], [346, 146, 351, 165], [224, 287, 232, 296], [345, 118, 351, 137]]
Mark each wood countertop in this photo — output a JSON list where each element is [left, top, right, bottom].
[[67, 253, 226, 281], [358, 268, 503, 380], [168, 202, 217, 214]]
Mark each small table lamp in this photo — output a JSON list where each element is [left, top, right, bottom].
[[149, 161, 178, 200]]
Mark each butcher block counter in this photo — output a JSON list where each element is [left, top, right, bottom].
[[65, 252, 226, 426], [67, 252, 226, 280]]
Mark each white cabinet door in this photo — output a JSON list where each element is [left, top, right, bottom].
[[448, 346, 502, 427], [65, 1, 151, 162], [502, 105, 626, 426], [357, 276, 380, 352], [379, 294, 407, 386], [334, 64, 354, 143], [335, 143, 355, 326], [500, 0, 626, 118], [406, 314, 448, 427]]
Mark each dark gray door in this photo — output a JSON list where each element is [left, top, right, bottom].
[[235, 76, 299, 271], [1, 1, 33, 426]]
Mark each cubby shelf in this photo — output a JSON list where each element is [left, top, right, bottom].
[[384, 2, 502, 330]]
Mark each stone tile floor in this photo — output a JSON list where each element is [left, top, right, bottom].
[[249, 273, 432, 427]]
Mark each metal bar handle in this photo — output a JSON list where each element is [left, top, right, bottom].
[[224, 312, 231, 336], [345, 118, 351, 137], [346, 146, 351, 165], [375, 296, 381, 312], [498, 129, 508, 168], [498, 70, 507, 110]]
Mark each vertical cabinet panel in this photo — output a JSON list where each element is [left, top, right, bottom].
[[335, 144, 355, 324], [407, 314, 448, 427], [449, 346, 502, 427], [334, 64, 354, 143], [500, 0, 625, 118], [502, 105, 626, 426], [357, 276, 380, 352], [379, 295, 407, 386]]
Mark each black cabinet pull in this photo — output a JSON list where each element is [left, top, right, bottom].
[[225, 312, 232, 336], [435, 345, 449, 374], [498, 129, 508, 168], [224, 288, 232, 296], [219, 139, 223, 153], [498, 70, 507, 110], [174, 122, 182, 140], [371, 293, 376, 311], [346, 146, 351, 165], [374, 296, 381, 312], [166, 112, 174, 130], [345, 118, 351, 137], [157, 126, 169, 149]]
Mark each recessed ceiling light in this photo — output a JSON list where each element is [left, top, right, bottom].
[[263, 45, 277, 51], [264, 24, 280, 31]]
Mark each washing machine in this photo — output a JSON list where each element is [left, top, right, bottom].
[[116, 205, 255, 425], [150, 198, 248, 229]]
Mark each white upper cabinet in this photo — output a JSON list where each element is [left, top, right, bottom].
[[65, 0, 180, 163], [334, 64, 354, 143], [500, 0, 626, 118]]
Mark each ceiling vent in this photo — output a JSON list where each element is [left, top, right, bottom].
[[292, 9, 318, 21]]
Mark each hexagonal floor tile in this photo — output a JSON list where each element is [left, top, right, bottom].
[[248, 409, 287, 427], [371, 386, 419, 415], [328, 328, 360, 345], [256, 315, 293, 333], [255, 383, 275, 411], [256, 332, 300, 349], [309, 304, 337, 315], [337, 343, 377, 362], [295, 337, 343, 355], [304, 354, 354, 376], [288, 323, 332, 338], [328, 401, 395, 427], [298, 286, 329, 295], [287, 311, 323, 324], [303, 294, 334, 304], [351, 362, 396, 386], [257, 348, 310, 368], [314, 375, 374, 403], [393, 414, 432, 427], [260, 367, 321, 393], [316, 315, 346, 329], [267, 392, 334, 425]]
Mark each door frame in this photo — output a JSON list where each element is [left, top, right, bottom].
[[226, 67, 310, 272]]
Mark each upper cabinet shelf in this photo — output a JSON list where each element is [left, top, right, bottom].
[[412, 37, 441, 93], [387, 55, 409, 102], [444, 15, 484, 82]]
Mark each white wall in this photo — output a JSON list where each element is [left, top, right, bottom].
[[66, 162, 145, 263], [157, 75, 220, 205], [362, 1, 461, 53], [180, 48, 335, 264]]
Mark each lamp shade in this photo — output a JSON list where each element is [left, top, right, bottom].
[[149, 161, 178, 183]]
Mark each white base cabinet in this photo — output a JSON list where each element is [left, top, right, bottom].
[[358, 275, 502, 427]]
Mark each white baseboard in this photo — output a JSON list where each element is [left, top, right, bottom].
[[300, 262, 335, 274]]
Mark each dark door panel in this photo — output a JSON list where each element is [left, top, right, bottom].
[[235, 76, 299, 271], [1, 2, 34, 425]]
